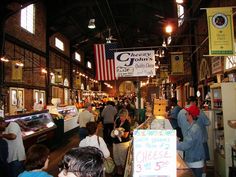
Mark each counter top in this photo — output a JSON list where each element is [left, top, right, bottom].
[[124, 117, 194, 177]]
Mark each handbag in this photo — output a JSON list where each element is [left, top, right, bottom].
[[104, 156, 115, 174], [97, 136, 115, 174]]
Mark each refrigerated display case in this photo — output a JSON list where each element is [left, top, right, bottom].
[[47, 105, 79, 132], [4, 110, 56, 149]]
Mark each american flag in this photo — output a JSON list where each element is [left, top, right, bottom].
[[94, 43, 117, 81]]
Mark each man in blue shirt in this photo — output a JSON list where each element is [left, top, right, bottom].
[[177, 104, 205, 177]]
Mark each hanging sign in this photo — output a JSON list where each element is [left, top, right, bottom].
[[207, 7, 235, 55], [133, 129, 176, 177], [114, 50, 155, 77], [171, 52, 184, 75], [211, 57, 223, 74], [75, 74, 81, 88], [12, 61, 23, 81], [54, 69, 63, 83]]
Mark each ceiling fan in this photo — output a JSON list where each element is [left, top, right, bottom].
[[105, 28, 117, 43]]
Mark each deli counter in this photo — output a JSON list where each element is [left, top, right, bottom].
[[124, 117, 194, 177], [47, 105, 80, 133], [4, 110, 56, 149]]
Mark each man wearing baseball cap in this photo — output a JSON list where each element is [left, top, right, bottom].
[[188, 96, 210, 177], [177, 104, 205, 177]]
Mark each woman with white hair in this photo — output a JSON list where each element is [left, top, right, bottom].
[[111, 108, 131, 176]]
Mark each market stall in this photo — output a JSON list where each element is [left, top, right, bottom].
[[4, 110, 56, 149], [124, 117, 194, 177], [47, 105, 80, 133]]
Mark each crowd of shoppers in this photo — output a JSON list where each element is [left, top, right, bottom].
[[0, 94, 211, 177]]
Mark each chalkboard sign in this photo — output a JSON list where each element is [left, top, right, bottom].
[[133, 130, 176, 177]]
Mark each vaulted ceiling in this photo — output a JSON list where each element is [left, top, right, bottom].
[[2, 0, 179, 58], [45, 0, 178, 56]]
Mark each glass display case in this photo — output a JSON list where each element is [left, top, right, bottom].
[[4, 110, 56, 149], [57, 106, 78, 120], [47, 105, 79, 132]]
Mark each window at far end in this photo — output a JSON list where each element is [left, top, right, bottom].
[[55, 37, 64, 51], [21, 4, 35, 34], [75, 52, 81, 62], [87, 61, 92, 69]]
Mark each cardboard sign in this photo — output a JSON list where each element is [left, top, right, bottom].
[[153, 99, 167, 116], [133, 130, 176, 177]]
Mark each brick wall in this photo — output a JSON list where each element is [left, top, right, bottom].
[[49, 52, 70, 84], [50, 33, 70, 57], [4, 41, 46, 87], [4, 2, 46, 52]]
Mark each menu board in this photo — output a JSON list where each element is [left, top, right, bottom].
[[133, 130, 176, 177]]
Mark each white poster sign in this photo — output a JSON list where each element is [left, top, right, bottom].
[[133, 130, 176, 177], [115, 50, 155, 77]]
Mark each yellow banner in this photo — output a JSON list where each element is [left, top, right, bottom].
[[207, 7, 235, 56], [160, 71, 168, 78], [12, 61, 23, 81], [54, 69, 63, 83], [75, 74, 81, 88], [171, 52, 184, 75], [90, 80, 94, 89]]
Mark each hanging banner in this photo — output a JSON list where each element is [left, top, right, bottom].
[[160, 64, 169, 79], [171, 52, 184, 75], [75, 74, 81, 88], [89, 80, 94, 89], [133, 130, 176, 177], [12, 61, 23, 81], [98, 82, 102, 91], [207, 7, 235, 55], [115, 50, 155, 77], [54, 69, 63, 83]]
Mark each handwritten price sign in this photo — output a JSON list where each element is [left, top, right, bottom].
[[133, 130, 176, 177]]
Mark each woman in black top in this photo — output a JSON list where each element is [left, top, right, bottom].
[[111, 108, 131, 175]]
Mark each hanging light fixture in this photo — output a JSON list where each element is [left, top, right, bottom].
[[0, 56, 9, 62], [176, 0, 184, 3], [15, 60, 24, 67], [88, 19, 96, 29], [41, 68, 47, 74], [162, 39, 166, 47]]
